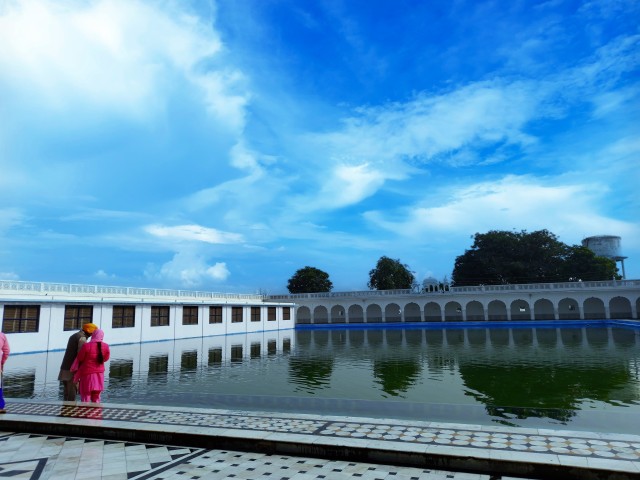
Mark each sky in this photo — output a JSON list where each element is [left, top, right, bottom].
[[0, 0, 638, 293]]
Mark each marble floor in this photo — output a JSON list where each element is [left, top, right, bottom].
[[0, 431, 509, 480], [0, 400, 639, 479]]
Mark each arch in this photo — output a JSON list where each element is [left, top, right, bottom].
[[487, 300, 507, 321], [385, 303, 401, 322], [348, 304, 364, 323], [444, 301, 462, 322], [583, 297, 605, 320], [313, 305, 329, 324], [366, 304, 383, 323], [558, 297, 580, 320], [296, 306, 311, 324], [330, 305, 345, 324], [510, 299, 531, 321], [404, 302, 421, 322], [534, 299, 554, 320], [465, 300, 484, 321], [610, 296, 632, 319], [424, 302, 441, 322]]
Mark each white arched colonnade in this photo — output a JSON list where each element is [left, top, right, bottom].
[[269, 280, 640, 324]]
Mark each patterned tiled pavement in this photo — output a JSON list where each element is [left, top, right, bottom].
[[1, 400, 639, 479]]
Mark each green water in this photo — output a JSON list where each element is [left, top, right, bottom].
[[8, 325, 640, 432]]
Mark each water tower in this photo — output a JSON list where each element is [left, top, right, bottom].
[[581, 235, 627, 279]]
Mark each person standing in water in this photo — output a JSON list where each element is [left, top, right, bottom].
[[73, 328, 110, 403]]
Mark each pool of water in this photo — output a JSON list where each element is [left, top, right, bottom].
[[9, 325, 640, 433]]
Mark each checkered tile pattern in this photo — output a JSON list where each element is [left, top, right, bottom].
[[0, 432, 501, 480], [7, 402, 640, 462]]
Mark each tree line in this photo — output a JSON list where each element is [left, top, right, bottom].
[[286, 229, 620, 293]]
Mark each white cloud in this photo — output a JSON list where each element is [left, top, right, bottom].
[[206, 262, 230, 281], [364, 175, 638, 246], [0, 272, 20, 281], [94, 269, 115, 280], [0, 0, 246, 125], [313, 163, 393, 209], [145, 252, 230, 287], [145, 224, 243, 244]]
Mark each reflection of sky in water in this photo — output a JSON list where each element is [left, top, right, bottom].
[[7, 326, 640, 433]]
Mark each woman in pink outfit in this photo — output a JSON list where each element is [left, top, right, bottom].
[[73, 328, 110, 403], [0, 331, 10, 413]]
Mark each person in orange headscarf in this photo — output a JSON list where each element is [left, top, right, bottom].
[[74, 328, 110, 403], [58, 323, 97, 401]]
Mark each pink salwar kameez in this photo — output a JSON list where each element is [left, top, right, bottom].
[[73, 329, 110, 403]]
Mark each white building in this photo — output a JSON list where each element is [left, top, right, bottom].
[[1, 280, 295, 354]]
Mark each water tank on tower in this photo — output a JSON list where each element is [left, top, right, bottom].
[[581, 235, 627, 279]]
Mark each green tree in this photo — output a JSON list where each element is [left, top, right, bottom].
[[287, 266, 333, 293], [561, 246, 618, 281], [452, 229, 619, 286], [368, 256, 415, 290]]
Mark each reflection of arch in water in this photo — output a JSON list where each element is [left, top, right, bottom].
[[348, 304, 364, 323], [534, 299, 554, 320], [444, 301, 462, 322], [466, 300, 484, 321], [313, 306, 329, 324], [366, 304, 383, 323], [404, 302, 421, 322], [583, 297, 605, 320], [558, 297, 580, 320], [330, 305, 344, 323], [510, 299, 531, 321], [610, 296, 632, 319], [296, 306, 311, 324], [385, 303, 401, 322], [488, 300, 507, 321], [424, 302, 441, 322]]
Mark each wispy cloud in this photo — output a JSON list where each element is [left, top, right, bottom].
[[364, 175, 638, 247], [145, 224, 243, 245]]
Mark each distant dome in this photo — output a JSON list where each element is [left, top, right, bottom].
[[423, 277, 438, 285]]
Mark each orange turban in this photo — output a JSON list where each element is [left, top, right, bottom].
[[82, 323, 98, 334]]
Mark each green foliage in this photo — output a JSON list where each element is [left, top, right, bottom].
[[452, 230, 619, 286], [561, 246, 619, 281], [287, 266, 333, 293], [368, 256, 415, 290]]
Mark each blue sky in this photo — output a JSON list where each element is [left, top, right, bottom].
[[0, 0, 638, 293]]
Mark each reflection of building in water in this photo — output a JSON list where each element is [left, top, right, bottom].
[[12, 330, 295, 399], [0, 280, 295, 354]]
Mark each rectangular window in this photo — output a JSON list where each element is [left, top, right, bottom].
[[283, 338, 291, 354], [2, 305, 40, 333], [250, 342, 261, 358], [182, 306, 198, 325], [208, 347, 222, 366], [110, 359, 134, 389], [267, 339, 277, 355], [251, 306, 261, 322], [283, 307, 291, 321], [148, 354, 168, 385], [112, 305, 135, 329], [231, 344, 243, 363], [267, 307, 276, 322], [231, 306, 243, 323], [181, 350, 198, 371], [150, 306, 170, 327], [209, 306, 223, 324], [63, 305, 93, 331]]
